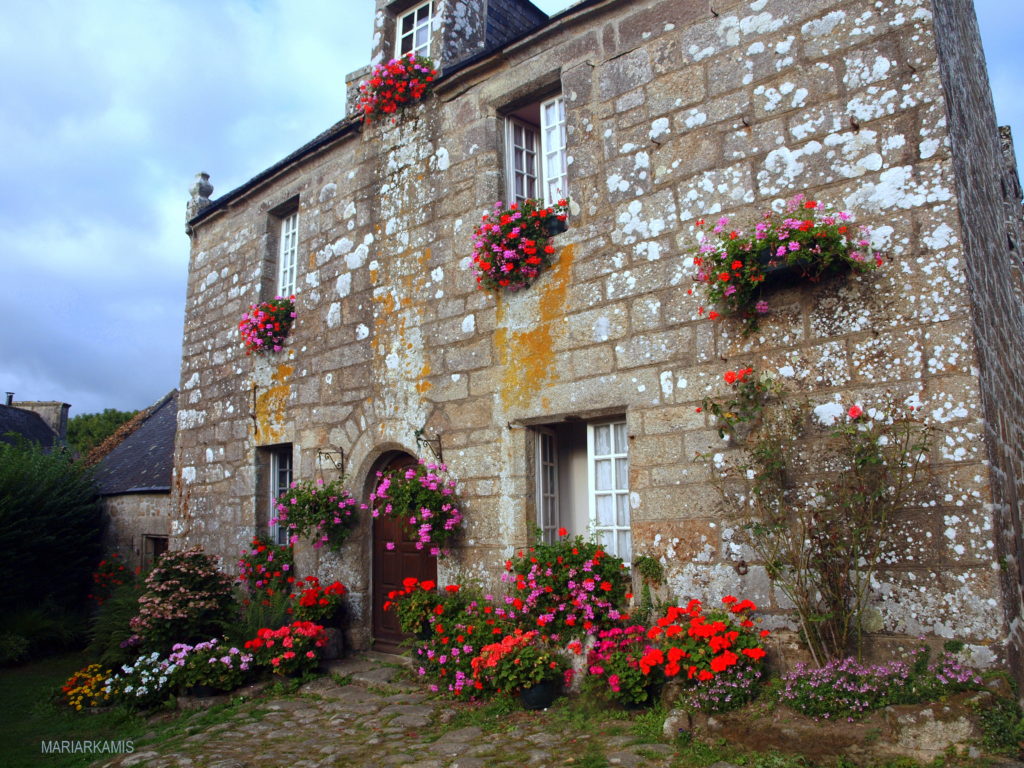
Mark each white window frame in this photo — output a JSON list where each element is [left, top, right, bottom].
[[540, 95, 567, 206], [504, 95, 568, 207], [271, 447, 293, 546], [396, 0, 433, 58], [277, 211, 298, 298], [535, 428, 560, 544], [587, 420, 630, 564]]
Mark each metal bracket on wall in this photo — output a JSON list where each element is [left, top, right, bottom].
[[414, 426, 443, 464], [316, 448, 346, 477], [250, 382, 259, 438]]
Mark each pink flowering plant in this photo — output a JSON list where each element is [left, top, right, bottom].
[[371, 460, 463, 555], [238, 296, 296, 355], [583, 625, 659, 707], [169, 638, 255, 692], [237, 536, 295, 596], [356, 52, 437, 123], [271, 477, 362, 552], [470, 198, 569, 291], [243, 620, 327, 677], [499, 531, 630, 641], [692, 194, 881, 332]]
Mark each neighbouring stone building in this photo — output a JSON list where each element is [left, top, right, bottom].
[[93, 391, 178, 571], [174, 0, 1024, 674]]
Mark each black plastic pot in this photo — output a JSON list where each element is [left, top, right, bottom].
[[519, 679, 560, 710]]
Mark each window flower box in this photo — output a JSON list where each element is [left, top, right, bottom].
[[692, 194, 881, 333], [238, 296, 295, 355], [470, 198, 570, 292], [356, 52, 437, 123]]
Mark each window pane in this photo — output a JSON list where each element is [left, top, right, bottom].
[[615, 458, 628, 490], [402, 14, 414, 34], [595, 459, 612, 490], [617, 531, 632, 564], [598, 528, 614, 551], [595, 425, 610, 455], [616, 493, 630, 526], [596, 495, 613, 526], [415, 26, 429, 48], [614, 423, 627, 453]]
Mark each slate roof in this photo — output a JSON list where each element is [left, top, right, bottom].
[[0, 405, 61, 449], [94, 391, 178, 495]]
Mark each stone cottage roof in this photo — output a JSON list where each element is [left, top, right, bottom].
[[0, 404, 61, 449], [93, 391, 178, 496]]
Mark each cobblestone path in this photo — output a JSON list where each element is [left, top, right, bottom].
[[94, 654, 685, 768]]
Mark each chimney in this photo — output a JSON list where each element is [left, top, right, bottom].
[[4, 392, 12, 406]]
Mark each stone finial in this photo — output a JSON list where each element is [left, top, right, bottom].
[[186, 172, 214, 226]]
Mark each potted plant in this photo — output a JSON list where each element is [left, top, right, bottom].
[[237, 536, 295, 596], [584, 625, 660, 708], [238, 295, 296, 355], [271, 477, 362, 552], [356, 52, 437, 123], [370, 460, 463, 556], [470, 198, 569, 292], [471, 629, 568, 709], [692, 194, 881, 333]]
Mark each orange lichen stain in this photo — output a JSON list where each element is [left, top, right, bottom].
[[494, 244, 575, 410], [416, 362, 432, 394], [418, 248, 432, 267], [369, 268, 379, 284], [308, 251, 316, 269], [254, 363, 294, 443]]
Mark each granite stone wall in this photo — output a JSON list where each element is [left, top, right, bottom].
[[175, 0, 1023, 669]]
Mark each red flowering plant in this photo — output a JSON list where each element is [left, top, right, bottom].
[[692, 194, 881, 332], [371, 460, 463, 556], [640, 597, 769, 711], [243, 620, 327, 677], [271, 477, 362, 552], [291, 576, 347, 624], [470, 198, 569, 292], [356, 52, 437, 123], [238, 296, 296, 355], [237, 536, 295, 597], [384, 576, 441, 635], [471, 629, 568, 696], [498, 530, 630, 641], [698, 367, 779, 439], [89, 553, 135, 606], [583, 625, 660, 707]]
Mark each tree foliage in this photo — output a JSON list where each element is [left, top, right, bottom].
[[67, 408, 137, 456], [0, 438, 102, 615]]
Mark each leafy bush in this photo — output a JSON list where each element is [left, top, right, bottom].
[[89, 553, 135, 606], [0, 632, 29, 666], [292, 576, 347, 623], [67, 408, 137, 455], [104, 651, 179, 710], [60, 663, 112, 710], [243, 621, 327, 677], [977, 694, 1024, 758], [87, 580, 147, 668], [237, 536, 295, 594], [584, 625, 657, 707], [168, 638, 254, 692], [129, 548, 236, 651], [0, 438, 102, 617]]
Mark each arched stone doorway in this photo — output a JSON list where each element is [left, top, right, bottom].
[[369, 451, 437, 652]]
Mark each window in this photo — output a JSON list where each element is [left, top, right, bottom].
[[505, 95, 568, 206], [277, 211, 298, 298], [534, 418, 631, 563], [396, 0, 433, 58], [258, 445, 293, 545]]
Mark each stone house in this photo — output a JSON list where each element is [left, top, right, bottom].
[[175, 0, 1024, 673], [93, 391, 178, 571]]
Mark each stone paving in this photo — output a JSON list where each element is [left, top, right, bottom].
[[94, 654, 692, 768]]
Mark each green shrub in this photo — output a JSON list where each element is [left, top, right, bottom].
[[0, 439, 102, 616], [129, 548, 236, 651], [87, 580, 147, 668]]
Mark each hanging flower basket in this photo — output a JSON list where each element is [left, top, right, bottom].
[[356, 52, 437, 123], [370, 460, 463, 556], [691, 194, 882, 333], [271, 477, 361, 552], [470, 198, 570, 292], [238, 296, 295, 355]]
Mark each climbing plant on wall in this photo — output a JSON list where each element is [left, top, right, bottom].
[[691, 194, 882, 333]]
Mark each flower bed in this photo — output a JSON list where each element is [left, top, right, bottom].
[[238, 537, 295, 596], [243, 620, 327, 677], [470, 198, 569, 291], [169, 638, 255, 692], [61, 664, 112, 710], [371, 460, 462, 555], [238, 296, 295, 355], [692, 194, 881, 332], [356, 52, 437, 123]]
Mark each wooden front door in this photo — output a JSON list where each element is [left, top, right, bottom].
[[371, 454, 437, 651]]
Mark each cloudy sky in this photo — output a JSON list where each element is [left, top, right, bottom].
[[2, 0, 1021, 416]]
